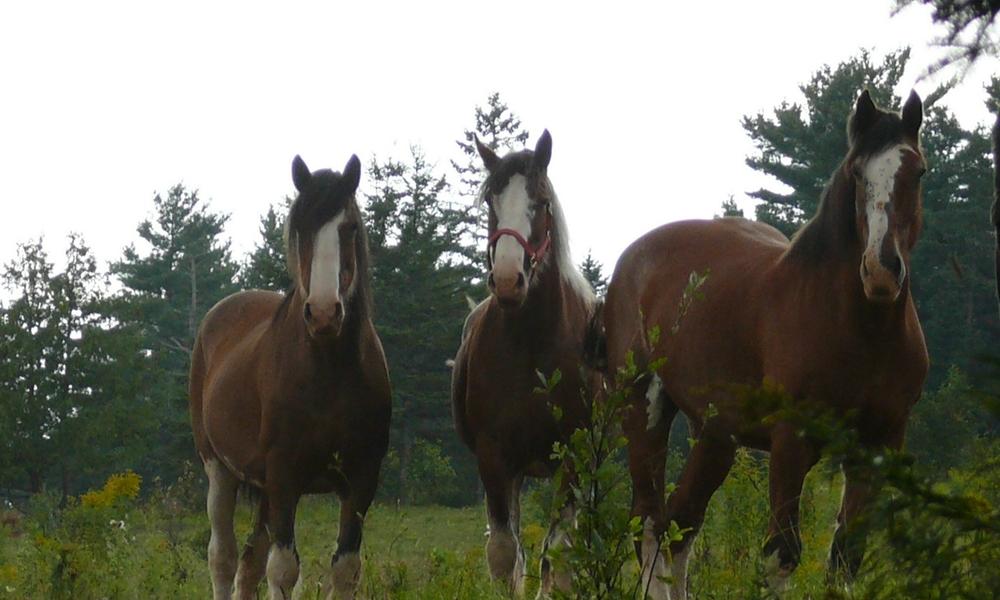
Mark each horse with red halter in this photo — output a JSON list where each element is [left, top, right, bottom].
[[190, 155, 390, 600], [451, 130, 599, 595], [602, 91, 929, 599]]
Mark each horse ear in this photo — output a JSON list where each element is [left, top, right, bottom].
[[532, 129, 552, 173], [292, 155, 311, 192], [849, 90, 879, 144], [902, 90, 923, 137], [475, 135, 501, 172], [343, 154, 361, 193]]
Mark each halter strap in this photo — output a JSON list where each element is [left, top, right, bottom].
[[487, 209, 552, 270]]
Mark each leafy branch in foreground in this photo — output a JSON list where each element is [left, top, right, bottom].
[[538, 272, 707, 599]]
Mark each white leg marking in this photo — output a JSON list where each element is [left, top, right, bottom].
[[486, 526, 521, 591], [646, 374, 664, 430], [763, 548, 793, 595], [205, 459, 238, 600], [640, 518, 670, 600], [669, 542, 692, 600], [266, 543, 299, 600], [326, 552, 361, 600]]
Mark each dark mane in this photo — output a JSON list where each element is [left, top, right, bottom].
[[787, 103, 912, 263], [273, 169, 373, 331]]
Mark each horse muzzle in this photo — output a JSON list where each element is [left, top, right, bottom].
[[488, 266, 527, 310], [304, 299, 345, 338], [860, 252, 905, 303]]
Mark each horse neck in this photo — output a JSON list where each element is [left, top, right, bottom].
[[502, 261, 573, 335], [783, 168, 910, 328]]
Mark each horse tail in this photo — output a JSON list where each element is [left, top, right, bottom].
[[583, 300, 608, 373]]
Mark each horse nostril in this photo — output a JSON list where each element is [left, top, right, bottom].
[[488, 273, 496, 289], [334, 302, 344, 321], [304, 302, 313, 322], [887, 254, 902, 278], [515, 272, 525, 289]]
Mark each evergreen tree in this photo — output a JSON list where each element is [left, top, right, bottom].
[[366, 147, 479, 504], [579, 250, 609, 297], [241, 198, 293, 291], [717, 195, 745, 218], [743, 49, 998, 388], [0, 240, 61, 492], [111, 184, 239, 481], [451, 92, 531, 201], [743, 49, 920, 236]]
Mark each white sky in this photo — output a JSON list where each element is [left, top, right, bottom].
[[1, 0, 997, 279]]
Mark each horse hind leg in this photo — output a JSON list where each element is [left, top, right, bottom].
[[235, 491, 269, 599], [626, 375, 676, 600], [205, 458, 239, 600], [663, 425, 737, 600]]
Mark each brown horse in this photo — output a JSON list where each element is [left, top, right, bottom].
[[190, 155, 391, 600], [603, 91, 929, 599], [451, 131, 599, 595]]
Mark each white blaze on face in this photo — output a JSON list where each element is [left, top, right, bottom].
[[307, 213, 347, 307], [492, 174, 533, 271], [862, 145, 906, 260]]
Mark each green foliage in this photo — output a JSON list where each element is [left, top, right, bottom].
[[743, 49, 917, 236], [379, 439, 459, 506], [717, 195, 745, 218], [240, 197, 292, 291], [579, 250, 609, 297], [365, 146, 480, 506], [110, 184, 239, 484], [451, 92, 531, 201]]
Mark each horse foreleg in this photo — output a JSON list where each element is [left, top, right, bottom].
[[205, 458, 239, 600], [478, 439, 524, 595], [828, 423, 904, 580], [763, 423, 819, 593], [625, 378, 674, 600], [265, 472, 301, 600], [664, 428, 737, 600], [325, 458, 380, 600], [235, 493, 269, 599]]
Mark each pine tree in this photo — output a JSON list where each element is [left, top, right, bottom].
[[451, 92, 531, 201], [366, 146, 479, 504], [579, 250, 609, 297], [111, 184, 239, 482], [742, 49, 921, 236], [717, 196, 745, 218], [241, 198, 293, 291]]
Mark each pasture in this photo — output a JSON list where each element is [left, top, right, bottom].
[[0, 454, 851, 599]]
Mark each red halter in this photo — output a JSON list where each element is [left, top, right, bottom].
[[487, 209, 552, 271]]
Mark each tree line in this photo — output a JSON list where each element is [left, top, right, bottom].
[[1, 50, 997, 505]]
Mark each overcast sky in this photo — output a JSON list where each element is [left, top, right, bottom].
[[1, 0, 997, 281]]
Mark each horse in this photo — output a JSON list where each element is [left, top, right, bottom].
[[189, 155, 391, 600], [602, 90, 929, 599], [451, 130, 599, 596]]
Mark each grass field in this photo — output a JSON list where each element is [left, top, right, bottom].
[[1, 446, 997, 599]]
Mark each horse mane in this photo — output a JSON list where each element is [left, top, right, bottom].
[[477, 152, 596, 304], [273, 170, 373, 330], [787, 102, 912, 263]]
